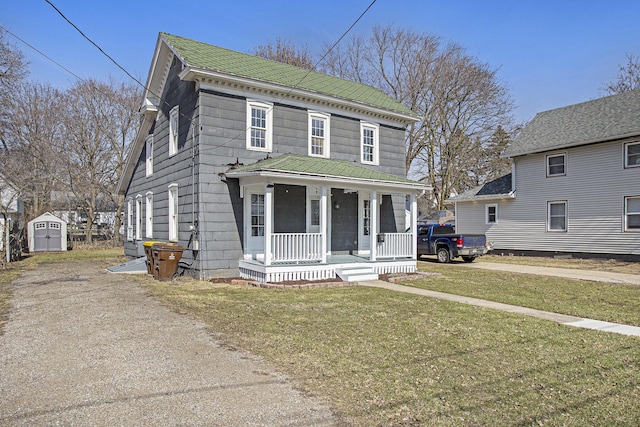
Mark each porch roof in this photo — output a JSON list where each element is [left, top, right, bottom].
[[226, 154, 428, 192]]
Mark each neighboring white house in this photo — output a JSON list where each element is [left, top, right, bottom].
[[0, 174, 24, 263], [450, 89, 640, 259]]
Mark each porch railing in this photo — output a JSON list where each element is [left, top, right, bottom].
[[271, 233, 322, 263], [376, 232, 414, 258]]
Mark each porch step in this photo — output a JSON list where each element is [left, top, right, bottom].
[[335, 266, 378, 282]]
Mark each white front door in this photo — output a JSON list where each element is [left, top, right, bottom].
[[245, 191, 265, 259], [358, 192, 371, 253]]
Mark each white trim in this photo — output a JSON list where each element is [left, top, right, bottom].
[[308, 111, 330, 158], [246, 100, 273, 152], [360, 121, 379, 165], [624, 141, 640, 169], [126, 198, 134, 241], [624, 195, 640, 232], [145, 192, 153, 239], [135, 195, 142, 240], [168, 184, 179, 242], [169, 106, 179, 156], [145, 135, 154, 176], [485, 203, 498, 224], [547, 200, 568, 232], [546, 152, 566, 177]]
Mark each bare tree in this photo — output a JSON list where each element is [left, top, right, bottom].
[[254, 38, 316, 70], [602, 54, 640, 95], [322, 25, 514, 212]]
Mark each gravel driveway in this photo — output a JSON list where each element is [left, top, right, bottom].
[[0, 261, 339, 426]]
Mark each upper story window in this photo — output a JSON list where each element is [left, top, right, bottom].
[[624, 196, 640, 231], [145, 135, 153, 176], [547, 201, 567, 232], [246, 100, 273, 152], [486, 204, 498, 224], [361, 122, 379, 165], [624, 141, 640, 168], [308, 111, 330, 158], [169, 106, 179, 156], [546, 153, 566, 177]]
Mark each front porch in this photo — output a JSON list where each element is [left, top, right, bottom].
[[239, 253, 416, 283]]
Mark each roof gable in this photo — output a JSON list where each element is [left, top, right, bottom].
[[450, 173, 513, 202], [160, 33, 417, 118], [504, 89, 640, 157]]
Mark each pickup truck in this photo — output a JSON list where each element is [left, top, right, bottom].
[[416, 224, 488, 263]]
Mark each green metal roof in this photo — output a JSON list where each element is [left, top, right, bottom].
[[161, 33, 417, 118], [227, 154, 422, 186]]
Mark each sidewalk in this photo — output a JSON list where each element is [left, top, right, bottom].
[[461, 262, 640, 285], [359, 280, 640, 338]]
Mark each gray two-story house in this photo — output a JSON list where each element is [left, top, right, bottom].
[[450, 89, 640, 259], [117, 33, 427, 281]]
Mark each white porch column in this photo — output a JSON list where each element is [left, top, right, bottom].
[[410, 192, 418, 260], [369, 190, 378, 261], [320, 186, 328, 264], [264, 184, 273, 266]]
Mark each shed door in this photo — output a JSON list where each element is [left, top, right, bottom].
[[33, 221, 62, 251]]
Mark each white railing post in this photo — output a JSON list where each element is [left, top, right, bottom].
[[264, 184, 273, 266], [410, 192, 418, 260]]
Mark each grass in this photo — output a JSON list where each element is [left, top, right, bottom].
[[0, 248, 124, 334], [143, 277, 640, 426], [411, 260, 640, 327]]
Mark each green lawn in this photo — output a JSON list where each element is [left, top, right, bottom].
[[144, 277, 640, 426], [411, 260, 640, 327]]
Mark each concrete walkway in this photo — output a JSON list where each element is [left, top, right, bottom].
[[360, 280, 640, 338]]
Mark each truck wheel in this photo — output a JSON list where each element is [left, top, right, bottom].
[[462, 256, 476, 263], [436, 247, 451, 263]]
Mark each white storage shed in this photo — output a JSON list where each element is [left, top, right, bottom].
[[28, 212, 67, 252]]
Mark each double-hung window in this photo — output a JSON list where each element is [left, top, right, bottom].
[[135, 196, 142, 240], [250, 194, 265, 237], [145, 135, 153, 176], [361, 122, 379, 165], [246, 100, 273, 152], [169, 106, 179, 156], [546, 153, 566, 177], [168, 184, 179, 242], [145, 192, 153, 238], [624, 141, 640, 168], [127, 198, 134, 241], [308, 111, 330, 157], [486, 204, 498, 224], [624, 196, 640, 231], [547, 201, 567, 232]]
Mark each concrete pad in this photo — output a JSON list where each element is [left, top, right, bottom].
[[564, 319, 640, 337]]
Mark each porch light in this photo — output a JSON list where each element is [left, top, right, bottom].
[[334, 201, 340, 210]]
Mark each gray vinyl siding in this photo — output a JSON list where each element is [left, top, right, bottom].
[[456, 137, 640, 256]]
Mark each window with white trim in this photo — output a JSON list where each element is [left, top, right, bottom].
[[127, 198, 134, 241], [624, 196, 640, 231], [486, 204, 497, 224], [361, 122, 379, 165], [135, 196, 142, 240], [246, 100, 273, 151], [547, 201, 567, 232], [145, 192, 153, 238], [169, 106, 179, 156], [624, 141, 640, 168], [308, 111, 330, 157], [145, 135, 153, 176], [546, 153, 566, 177], [168, 184, 179, 241], [250, 194, 265, 237]]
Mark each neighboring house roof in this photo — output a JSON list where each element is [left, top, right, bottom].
[[504, 88, 640, 157], [226, 153, 427, 192], [161, 33, 418, 120], [448, 173, 514, 202]]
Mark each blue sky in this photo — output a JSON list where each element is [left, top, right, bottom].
[[2, 0, 639, 123]]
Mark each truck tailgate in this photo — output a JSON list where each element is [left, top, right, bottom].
[[463, 235, 486, 248]]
